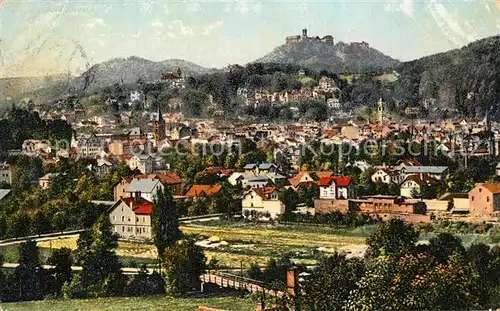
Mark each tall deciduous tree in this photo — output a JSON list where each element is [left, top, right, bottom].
[[365, 219, 419, 258], [65, 215, 123, 298], [47, 247, 73, 296], [15, 240, 43, 301], [162, 239, 206, 296], [152, 187, 182, 259]]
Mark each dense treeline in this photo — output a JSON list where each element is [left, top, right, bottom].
[[394, 35, 500, 120], [0, 159, 133, 240], [261, 219, 500, 310], [0, 108, 73, 155]]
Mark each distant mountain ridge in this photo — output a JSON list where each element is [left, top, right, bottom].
[[254, 41, 400, 73], [71, 56, 217, 91]]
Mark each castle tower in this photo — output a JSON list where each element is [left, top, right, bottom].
[[377, 98, 385, 125], [153, 104, 166, 145]]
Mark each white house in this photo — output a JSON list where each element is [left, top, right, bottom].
[[400, 175, 438, 198], [125, 178, 164, 202], [228, 172, 271, 189], [108, 197, 153, 240], [318, 176, 351, 200], [371, 169, 394, 184], [128, 155, 154, 174], [242, 188, 285, 220]]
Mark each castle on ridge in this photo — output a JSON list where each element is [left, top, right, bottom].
[[285, 29, 334, 45]]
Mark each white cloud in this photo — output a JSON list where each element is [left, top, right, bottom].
[[426, 0, 476, 46], [151, 20, 164, 28], [85, 17, 106, 29], [187, 2, 202, 12], [225, 0, 263, 15], [152, 19, 223, 40], [399, 0, 414, 18], [168, 20, 194, 37], [203, 21, 224, 35]]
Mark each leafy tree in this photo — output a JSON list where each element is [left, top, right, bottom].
[[467, 243, 500, 305], [47, 248, 73, 296], [279, 188, 299, 214], [346, 252, 480, 310], [428, 232, 466, 264], [162, 238, 206, 296], [263, 253, 293, 289], [126, 265, 165, 296], [247, 263, 264, 280], [15, 240, 43, 301], [295, 253, 364, 311], [66, 215, 123, 298], [152, 187, 182, 262], [181, 89, 208, 118], [365, 219, 419, 258]]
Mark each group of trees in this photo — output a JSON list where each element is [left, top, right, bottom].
[[283, 219, 500, 310], [279, 210, 379, 228], [0, 187, 206, 302], [0, 158, 133, 240], [0, 108, 73, 155]]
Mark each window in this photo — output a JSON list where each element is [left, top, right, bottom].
[[122, 226, 125, 232], [122, 216, 125, 221], [487, 197, 490, 202], [472, 196, 475, 201], [143, 217, 146, 222], [113, 216, 116, 221], [479, 188, 482, 193]]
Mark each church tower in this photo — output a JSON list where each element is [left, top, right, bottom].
[[153, 104, 166, 144], [377, 98, 385, 125]]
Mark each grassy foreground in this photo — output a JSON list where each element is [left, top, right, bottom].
[[0, 295, 256, 311]]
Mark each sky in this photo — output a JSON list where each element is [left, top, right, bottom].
[[0, 0, 499, 78]]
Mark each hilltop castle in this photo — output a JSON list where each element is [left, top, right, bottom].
[[285, 29, 334, 45]]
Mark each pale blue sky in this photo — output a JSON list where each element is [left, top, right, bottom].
[[1, 0, 499, 77]]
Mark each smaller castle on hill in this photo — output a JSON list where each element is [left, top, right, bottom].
[[286, 29, 334, 45]]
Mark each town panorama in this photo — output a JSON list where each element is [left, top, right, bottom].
[[0, 1, 499, 310]]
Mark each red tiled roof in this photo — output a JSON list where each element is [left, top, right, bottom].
[[185, 184, 222, 197], [481, 183, 500, 194], [132, 173, 183, 185], [318, 176, 352, 187], [121, 197, 154, 215], [333, 176, 352, 187]]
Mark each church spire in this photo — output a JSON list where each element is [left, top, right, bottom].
[[156, 104, 164, 123]]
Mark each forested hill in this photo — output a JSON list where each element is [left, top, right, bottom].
[[70, 57, 216, 92], [255, 41, 399, 73], [394, 35, 500, 119]]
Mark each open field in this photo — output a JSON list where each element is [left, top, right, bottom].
[[0, 222, 371, 268], [181, 222, 371, 267], [0, 295, 257, 311]]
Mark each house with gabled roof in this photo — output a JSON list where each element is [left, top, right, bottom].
[[185, 184, 222, 200], [242, 187, 284, 220], [125, 178, 164, 202], [108, 197, 153, 240], [469, 182, 500, 217], [288, 171, 334, 189], [400, 174, 439, 199], [318, 176, 352, 199]]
